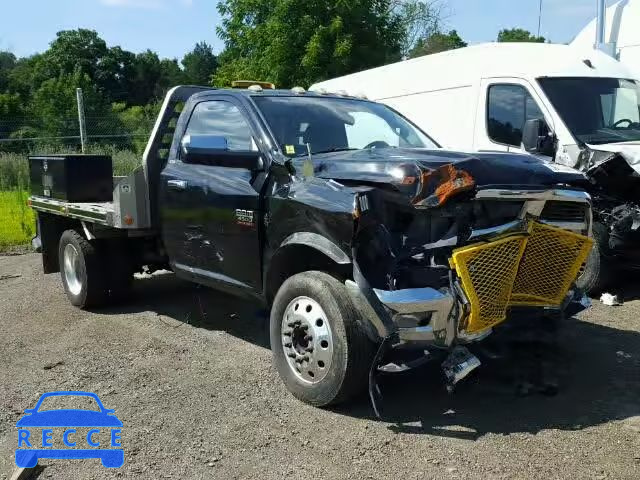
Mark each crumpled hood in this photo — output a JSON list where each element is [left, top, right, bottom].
[[584, 142, 640, 174], [296, 148, 586, 188]]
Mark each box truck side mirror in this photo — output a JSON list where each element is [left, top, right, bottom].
[[522, 119, 555, 157]]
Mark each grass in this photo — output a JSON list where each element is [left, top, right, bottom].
[[0, 145, 141, 250], [0, 190, 35, 250]]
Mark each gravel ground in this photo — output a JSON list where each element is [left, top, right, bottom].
[[1, 253, 639, 480]]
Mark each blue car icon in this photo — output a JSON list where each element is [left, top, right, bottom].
[[16, 391, 123, 468]]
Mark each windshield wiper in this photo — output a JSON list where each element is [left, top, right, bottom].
[[296, 147, 359, 156]]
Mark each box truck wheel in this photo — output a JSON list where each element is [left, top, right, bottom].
[[577, 222, 612, 295], [270, 271, 375, 407], [58, 230, 107, 309]]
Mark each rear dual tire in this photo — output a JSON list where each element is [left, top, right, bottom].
[[58, 230, 133, 309]]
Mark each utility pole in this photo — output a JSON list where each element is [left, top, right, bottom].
[[537, 0, 543, 38], [76, 88, 88, 153]]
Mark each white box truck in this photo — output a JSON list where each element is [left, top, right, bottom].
[[311, 42, 640, 292]]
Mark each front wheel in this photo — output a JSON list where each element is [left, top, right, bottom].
[[270, 271, 375, 407], [577, 222, 613, 295]]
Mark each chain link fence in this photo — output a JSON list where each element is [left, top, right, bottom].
[[0, 114, 156, 191], [0, 115, 156, 153]]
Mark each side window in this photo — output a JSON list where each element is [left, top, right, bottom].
[[487, 84, 545, 146], [185, 101, 256, 151]]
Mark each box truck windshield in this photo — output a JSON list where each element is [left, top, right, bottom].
[[538, 77, 640, 145]]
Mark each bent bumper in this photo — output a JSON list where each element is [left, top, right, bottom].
[[347, 222, 592, 348]]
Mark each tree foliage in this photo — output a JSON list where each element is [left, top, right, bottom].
[[408, 29, 466, 58], [182, 42, 218, 86], [214, 0, 406, 88], [0, 29, 219, 151], [497, 28, 545, 43], [394, 0, 444, 58], [0, 1, 448, 151]]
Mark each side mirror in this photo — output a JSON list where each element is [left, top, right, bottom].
[[181, 134, 264, 170], [522, 119, 555, 156]]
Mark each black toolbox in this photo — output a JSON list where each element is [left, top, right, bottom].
[[29, 154, 113, 202]]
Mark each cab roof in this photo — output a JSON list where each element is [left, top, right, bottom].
[[189, 87, 368, 103]]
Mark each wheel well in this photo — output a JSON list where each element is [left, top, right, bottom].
[[265, 244, 352, 305], [37, 213, 82, 274]]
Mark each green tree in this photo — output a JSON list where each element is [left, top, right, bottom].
[[129, 51, 185, 105], [7, 54, 49, 98], [0, 92, 24, 143], [182, 41, 218, 86], [395, 0, 443, 58], [0, 51, 17, 92], [215, 0, 405, 88], [408, 29, 467, 58], [497, 28, 545, 43], [46, 29, 109, 81], [98, 46, 137, 103], [28, 70, 114, 143]]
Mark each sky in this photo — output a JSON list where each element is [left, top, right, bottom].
[[0, 0, 621, 61]]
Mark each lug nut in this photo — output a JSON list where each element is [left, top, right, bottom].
[[287, 353, 296, 359], [301, 325, 309, 331], [284, 342, 292, 348], [287, 320, 301, 328], [305, 347, 314, 353], [283, 330, 292, 337]]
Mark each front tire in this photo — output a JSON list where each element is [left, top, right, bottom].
[[270, 271, 376, 407], [58, 230, 107, 309], [577, 222, 612, 295]]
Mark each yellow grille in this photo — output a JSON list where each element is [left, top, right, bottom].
[[451, 235, 528, 333], [450, 222, 592, 334], [511, 222, 593, 306]]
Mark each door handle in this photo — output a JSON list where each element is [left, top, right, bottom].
[[167, 179, 188, 191]]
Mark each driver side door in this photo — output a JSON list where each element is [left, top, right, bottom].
[[160, 97, 265, 293]]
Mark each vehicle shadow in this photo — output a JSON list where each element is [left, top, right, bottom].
[[603, 268, 640, 302], [337, 317, 640, 439], [101, 272, 271, 349], [104, 273, 640, 439]]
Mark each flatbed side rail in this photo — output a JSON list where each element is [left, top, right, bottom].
[[29, 196, 113, 226]]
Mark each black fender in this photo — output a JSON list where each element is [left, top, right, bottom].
[[280, 232, 351, 265]]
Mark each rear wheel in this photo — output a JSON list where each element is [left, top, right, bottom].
[[59, 229, 107, 309], [270, 271, 376, 407]]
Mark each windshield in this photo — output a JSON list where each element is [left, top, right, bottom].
[[252, 95, 438, 157], [539, 77, 640, 145]]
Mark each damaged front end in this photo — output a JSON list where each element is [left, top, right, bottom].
[[577, 146, 640, 264], [345, 162, 594, 395]]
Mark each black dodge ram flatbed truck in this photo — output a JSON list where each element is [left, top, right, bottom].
[[29, 85, 594, 407]]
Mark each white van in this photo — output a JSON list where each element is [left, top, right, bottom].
[[312, 43, 640, 292]]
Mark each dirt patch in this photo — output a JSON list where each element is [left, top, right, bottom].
[[1, 254, 639, 479]]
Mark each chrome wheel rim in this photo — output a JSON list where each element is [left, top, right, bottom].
[[281, 296, 333, 384], [63, 244, 82, 296]]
